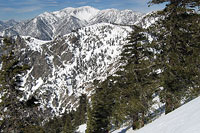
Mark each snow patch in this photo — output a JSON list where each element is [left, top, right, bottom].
[[77, 124, 87, 133], [32, 78, 44, 92], [22, 36, 50, 53]]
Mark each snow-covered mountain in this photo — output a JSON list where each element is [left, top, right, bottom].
[[1, 6, 143, 40], [9, 23, 132, 117], [90, 9, 143, 25], [0, 19, 19, 31]]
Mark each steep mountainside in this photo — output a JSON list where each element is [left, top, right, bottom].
[[11, 23, 132, 117], [0, 6, 143, 40]]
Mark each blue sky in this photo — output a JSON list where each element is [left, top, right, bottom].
[[0, 0, 166, 21]]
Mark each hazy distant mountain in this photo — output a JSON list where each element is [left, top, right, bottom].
[[0, 19, 19, 31], [89, 8, 143, 25], [0, 6, 144, 40]]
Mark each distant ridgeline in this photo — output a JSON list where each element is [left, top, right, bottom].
[[0, 6, 143, 40]]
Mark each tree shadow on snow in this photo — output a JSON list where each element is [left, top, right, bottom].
[[117, 126, 132, 133]]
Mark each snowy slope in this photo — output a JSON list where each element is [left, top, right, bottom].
[[77, 124, 87, 133], [113, 96, 200, 133]]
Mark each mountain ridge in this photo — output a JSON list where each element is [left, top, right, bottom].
[[0, 6, 144, 40]]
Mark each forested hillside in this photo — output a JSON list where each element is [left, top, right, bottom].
[[86, 0, 200, 132]]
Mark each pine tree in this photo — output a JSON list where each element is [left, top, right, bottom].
[[113, 25, 159, 129], [149, 0, 200, 7], [63, 113, 76, 133], [86, 77, 115, 133], [148, 0, 200, 114], [74, 94, 87, 126]]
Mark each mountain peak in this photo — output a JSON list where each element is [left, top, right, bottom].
[[72, 6, 100, 21], [76, 6, 98, 10], [0, 6, 144, 40]]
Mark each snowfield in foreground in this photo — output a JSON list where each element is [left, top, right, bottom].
[[114, 96, 200, 133]]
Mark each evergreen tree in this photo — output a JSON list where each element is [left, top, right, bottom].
[[63, 113, 76, 133], [86, 77, 115, 133], [113, 25, 159, 129], [74, 94, 87, 126], [148, 0, 200, 114]]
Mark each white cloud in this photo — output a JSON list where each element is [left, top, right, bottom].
[[124, 0, 152, 6], [76, 1, 89, 5], [1, 7, 14, 11], [1, 6, 41, 13], [94, 0, 101, 2], [2, 0, 59, 7], [17, 6, 42, 13]]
